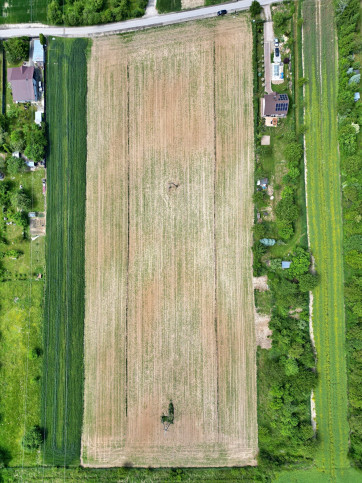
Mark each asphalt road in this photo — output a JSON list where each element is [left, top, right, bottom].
[[0, 0, 281, 38]]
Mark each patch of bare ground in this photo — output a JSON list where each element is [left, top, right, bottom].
[[253, 275, 269, 291], [181, 0, 203, 9], [255, 311, 272, 349], [82, 16, 257, 468]]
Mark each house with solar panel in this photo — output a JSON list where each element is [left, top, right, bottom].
[[261, 93, 289, 119]]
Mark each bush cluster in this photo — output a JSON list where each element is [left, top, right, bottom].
[[335, 0, 362, 466], [47, 0, 148, 26], [258, 246, 318, 465]]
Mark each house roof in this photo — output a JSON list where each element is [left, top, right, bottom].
[[7, 66, 36, 102], [263, 92, 289, 116], [282, 261, 291, 269], [33, 39, 44, 63]]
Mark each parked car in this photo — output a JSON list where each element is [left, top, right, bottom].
[[275, 47, 280, 57], [217, 9, 227, 15], [274, 38, 279, 46]]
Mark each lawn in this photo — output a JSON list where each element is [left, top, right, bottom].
[[0, 163, 45, 467], [42, 37, 89, 466], [0, 0, 48, 24]]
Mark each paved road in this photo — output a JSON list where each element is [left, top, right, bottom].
[[0, 0, 282, 38]]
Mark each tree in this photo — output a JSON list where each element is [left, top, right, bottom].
[[10, 190, 31, 211], [250, 0, 262, 17], [284, 142, 303, 163], [298, 77, 308, 87], [6, 156, 26, 177], [10, 129, 25, 152], [39, 33, 46, 46], [346, 250, 362, 270], [276, 198, 299, 223], [22, 426, 43, 451], [273, 11, 289, 29], [289, 247, 310, 277], [298, 273, 319, 292], [0, 182, 9, 206], [47, 1, 63, 24], [339, 124, 357, 155], [4, 37, 30, 64], [24, 125, 47, 162]]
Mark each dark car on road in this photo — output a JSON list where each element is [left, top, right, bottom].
[[217, 9, 227, 15]]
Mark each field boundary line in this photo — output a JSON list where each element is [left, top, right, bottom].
[[125, 61, 130, 418], [212, 39, 219, 437]]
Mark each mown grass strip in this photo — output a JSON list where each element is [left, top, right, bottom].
[[302, 0, 351, 477], [42, 37, 89, 466]]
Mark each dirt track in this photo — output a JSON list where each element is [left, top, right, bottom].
[[82, 17, 257, 467]]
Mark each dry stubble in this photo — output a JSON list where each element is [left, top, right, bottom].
[[83, 16, 257, 467]]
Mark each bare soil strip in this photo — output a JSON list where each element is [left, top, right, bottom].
[[83, 17, 256, 467]]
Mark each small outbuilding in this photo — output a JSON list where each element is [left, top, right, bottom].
[[35, 111, 43, 125], [33, 39, 44, 65], [354, 92, 360, 102], [282, 261, 291, 269], [257, 178, 269, 189]]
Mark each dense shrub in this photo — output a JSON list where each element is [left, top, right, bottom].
[[4, 37, 29, 64], [47, 0, 148, 25]]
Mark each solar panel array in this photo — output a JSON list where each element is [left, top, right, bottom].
[[275, 103, 288, 111], [278, 94, 288, 101]]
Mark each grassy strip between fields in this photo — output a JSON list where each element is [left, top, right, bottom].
[[42, 37, 89, 466], [301, 0, 360, 481]]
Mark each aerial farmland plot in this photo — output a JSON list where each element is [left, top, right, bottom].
[[82, 16, 257, 467]]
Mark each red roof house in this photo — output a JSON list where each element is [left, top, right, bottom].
[[7, 66, 37, 103]]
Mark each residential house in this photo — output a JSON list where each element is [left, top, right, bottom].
[[7, 66, 37, 103], [261, 93, 289, 118]]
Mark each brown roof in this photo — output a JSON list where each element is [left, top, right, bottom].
[[7, 66, 36, 102], [263, 92, 289, 117]]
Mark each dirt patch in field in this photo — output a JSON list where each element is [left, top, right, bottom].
[[182, 0, 203, 8], [83, 16, 257, 468]]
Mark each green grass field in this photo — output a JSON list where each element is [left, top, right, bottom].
[[300, 0, 359, 481], [0, 0, 48, 24], [42, 37, 88, 466], [0, 163, 45, 467]]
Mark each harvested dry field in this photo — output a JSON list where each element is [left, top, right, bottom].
[[82, 16, 257, 467]]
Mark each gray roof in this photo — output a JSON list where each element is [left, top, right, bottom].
[[263, 92, 289, 116], [7, 66, 36, 102], [33, 39, 44, 63], [282, 261, 291, 269]]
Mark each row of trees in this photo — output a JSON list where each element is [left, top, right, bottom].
[[335, 0, 362, 466], [47, 0, 148, 26]]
